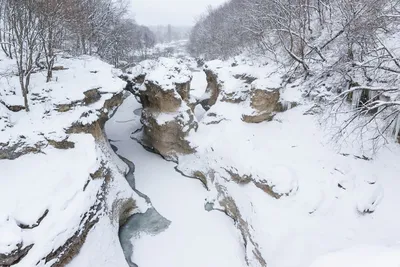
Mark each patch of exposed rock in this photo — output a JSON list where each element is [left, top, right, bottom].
[[216, 184, 267, 267], [124, 58, 198, 160], [202, 68, 222, 109], [242, 88, 280, 123]]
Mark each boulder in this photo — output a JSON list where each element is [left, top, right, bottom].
[[242, 89, 280, 123]]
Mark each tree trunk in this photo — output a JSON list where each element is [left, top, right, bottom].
[[23, 87, 29, 112]]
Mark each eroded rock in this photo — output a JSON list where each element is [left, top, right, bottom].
[[141, 107, 197, 159], [126, 58, 197, 160], [216, 184, 267, 267], [203, 68, 222, 109], [242, 89, 280, 123]]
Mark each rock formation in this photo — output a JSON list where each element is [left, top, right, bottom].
[[200, 60, 298, 124], [202, 68, 222, 109], [242, 88, 280, 123], [126, 58, 198, 160]]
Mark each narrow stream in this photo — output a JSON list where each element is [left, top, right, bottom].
[[105, 95, 246, 267]]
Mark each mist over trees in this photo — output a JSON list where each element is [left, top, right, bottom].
[[0, 0, 156, 111], [149, 25, 191, 43], [189, 0, 400, 146]]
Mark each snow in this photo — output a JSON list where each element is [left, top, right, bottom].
[[0, 54, 144, 266], [128, 57, 192, 91], [0, 134, 102, 264], [105, 95, 247, 267], [356, 183, 384, 214], [2, 39, 400, 267], [68, 217, 130, 267], [0, 218, 22, 254], [309, 245, 400, 267], [191, 70, 207, 99], [181, 97, 400, 266], [174, 56, 400, 267], [0, 54, 126, 149], [194, 104, 207, 120]]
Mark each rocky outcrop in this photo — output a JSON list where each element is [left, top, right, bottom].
[[242, 89, 280, 123], [199, 60, 301, 124], [141, 106, 197, 159], [224, 166, 283, 199], [216, 184, 267, 267], [0, 243, 33, 266], [126, 58, 197, 160], [202, 68, 222, 109]]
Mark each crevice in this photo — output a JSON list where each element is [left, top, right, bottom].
[[18, 210, 49, 230]]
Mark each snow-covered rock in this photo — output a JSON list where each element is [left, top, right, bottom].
[[125, 58, 198, 160], [201, 58, 297, 124]]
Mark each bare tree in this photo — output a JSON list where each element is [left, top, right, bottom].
[[7, 0, 41, 111], [0, 0, 13, 58], [36, 0, 66, 82]]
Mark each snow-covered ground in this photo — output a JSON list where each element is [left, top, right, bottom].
[[0, 54, 146, 266], [182, 101, 400, 267], [2, 41, 400, 267], [178, 58, 400, 267], [112, 54, 400, 267], [106, 95, 247, 267]]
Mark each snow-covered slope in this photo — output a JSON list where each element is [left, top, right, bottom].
[[175, 58, 400, 267], [0, 55, 147, 266], [139, 56, 400, 267]]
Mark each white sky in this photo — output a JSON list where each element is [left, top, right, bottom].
[[130, 0, 228, 26]]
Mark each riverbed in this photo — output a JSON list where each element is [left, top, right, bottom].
[[105, 95, 245, 267]]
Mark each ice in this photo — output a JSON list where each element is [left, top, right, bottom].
[[352, 89, 363, 108], [105, 95, 247, 267]]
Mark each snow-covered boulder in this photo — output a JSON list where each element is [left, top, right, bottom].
[[126, 58, 198, 160]]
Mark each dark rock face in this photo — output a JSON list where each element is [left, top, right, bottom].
[[203, 69, 221, 109], [175, 82, 191, 103], [0, 141, 43, 160], [83, 88, 102, 105], [0, 243, 34, 266]]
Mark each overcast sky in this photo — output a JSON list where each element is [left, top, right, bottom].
[[130, 0, 228, 26]]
